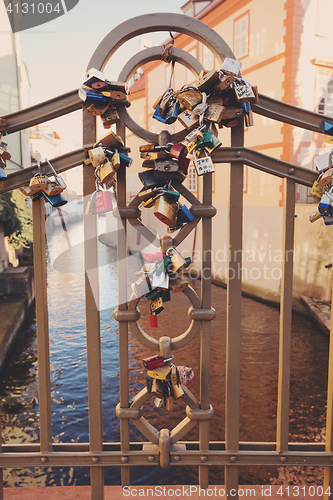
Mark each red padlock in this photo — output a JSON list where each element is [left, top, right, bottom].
[[142, 355, 164, 369], [149, 314, 158, 328], [94, 190, 113, 214], [178, 156, 190, 175], [143, 252, 165, 262], [169, 142, 187, 160]]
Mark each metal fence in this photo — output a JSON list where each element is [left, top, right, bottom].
[[0, 12, 332, 500]]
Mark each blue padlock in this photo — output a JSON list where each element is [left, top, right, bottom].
[[41, 191, 67, 207], [152, 105, 168, 123], [119, 152, 133, 167], [0, 167, 7, 179], [177, 204, 195, 223], [318, 193, 333, 217], [165, 101, 180, 125], [78, 88, 105, 104], [321, 120, 333, 135], [323, 215, 333, 225]]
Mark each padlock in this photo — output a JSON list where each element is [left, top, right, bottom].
[[155, 159, 179, 172], [142, 197, 155, 208], [140, 151, 169, 160], [0, 142, 11, 161], [177, 366, 194, 386], [169, 276, 189, 293], [145, 288, 159, 301], [196, 130, 214, 149], [159, 89, 173, 116], [214, 73, 234, 92], [165, 395, 174, 411], [178, 156, 190, 175], [149, 313, 158, 328], [177, 109, 200, 129], [177, 204, 194, 223], [131, 274, 151, 297], [79, 88, 105, 103], [165, 189, 180, 203], [45, 158, 67, 192], [152, 105, 168, 123], [152, 95, 163, 109], [154, 195, 177, 227], [139, 170, 164, 189], [142, 159, 156, 169], [0, 156, 6, 169], [154, 170, 177, 182], [43, 181, 63, 196], [151, 378, 165, 398], [165, 100, 180, 124], [221, 57, 242, 74], [185, 128, 199, 143], [234, 80, 255, 102], [150, 295, 164, 315], [310, 180, 327, 199], [167, 247, 187, 274], [193, 148, 215, 176], [170, 367, 184, 399], [100, 107, 120, 128], [222, 105, 243, 120], [41, 191, 67, 207], [177, 89, 202, 110], [98, 161, 117, 185], [196, 70, 220, 92], [318, 168, 333, 188], [187, 138, 198, 154], [169, 142, 187, 160], [309, 211, 323, 223], [86, 102, 110, 116], [83, 67, 106, 88], [205, 133, 222, 154], [28, 173, 48, 193], [160, 289, 171, 303], [89, 146, 107, 168], [219, 118, 240, 128], [147, 365, 172, 380], [0, 167, 6, 178], [85, 192, 97, 215], [318, 193, 333, 217], [321, 120, 333, 135], [204, 104, 226, 123], [101, 89, 127, 100], [97, 130, 124, 150], [138, 188, 155, 201], [143, 355, 165, 369], [139, 143, 156, 152], [111, 151, 121, 170], [94, 190, 113, 214], [314, 151, 333, 173]]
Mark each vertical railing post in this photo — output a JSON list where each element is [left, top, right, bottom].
[[116, 120, 131, 487], [225, 122, 244, 498], [199, 172, 213, 489], [83, 110, 104, 500], [0, 409, 3, 500], [276, 178, 295, 453], [324, 275, 333, 498], [32, 198, 53, 453]]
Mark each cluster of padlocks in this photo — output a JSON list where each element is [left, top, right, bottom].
[[78, 67, 128, 129], [84, 130, 132, 215], [309, 120, 333, 225], [132, 248, 191, 328], [19, 159, 67, 207], [143, 354, 194, 409], [151, 57, 258, 176], [0, 120, 10, 179]]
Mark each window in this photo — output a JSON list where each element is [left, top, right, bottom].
[[317, 79, 333, 116], [188, 166, 197, 191], [234, 14, 249, 59]]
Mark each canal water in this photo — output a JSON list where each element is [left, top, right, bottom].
[[0, 215, 329, 488]]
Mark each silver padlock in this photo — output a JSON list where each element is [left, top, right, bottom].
[[155, 159, 179, 172], [193, 148, 215, 176]]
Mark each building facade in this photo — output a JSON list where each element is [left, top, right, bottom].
[[124, 0, 333, 301]]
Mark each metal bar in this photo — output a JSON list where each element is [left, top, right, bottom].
[[225, 121, 244, 499], [83, 110, 104, 500], [212, 147, 317, 187], [3, 90, 82, 134], [32, 198, 53, 453], [252, 93, 333, 134], [0, 404, 2, 500], [116, 120, 131, 488], [199, 172, 213, 489], [0, 149, 86, 193], [324, 271, 333, 499], [276, 178, 295, 452], [0, 449, 332, 467]]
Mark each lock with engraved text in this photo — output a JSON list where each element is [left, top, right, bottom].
[[166, 247, 187, 274], [234, 78, 255, 103], [154, 195, 177, 227], [193, 148, 215, 176], [177, 86, 202, 110]]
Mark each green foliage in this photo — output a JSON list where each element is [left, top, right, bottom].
[[0, 190, 33, 249]]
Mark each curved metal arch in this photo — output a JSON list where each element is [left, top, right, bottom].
[[117, 46, 205, 143], [86, 12, 237, 73]]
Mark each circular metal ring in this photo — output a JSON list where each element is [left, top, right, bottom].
[[127, 285, 201, 351]]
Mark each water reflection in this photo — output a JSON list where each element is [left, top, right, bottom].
[[0, 219, 329, 487]]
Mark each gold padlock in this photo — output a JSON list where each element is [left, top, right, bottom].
[[222, 105, 243, 120], [154, 196, 177, 227], [139, 143, 157, 152], [111, 151, 121, 170], [165, 396, 174, 411], [177, 109, 199, 129], [88, 147, 107, 168], [187, 138, 198, 154], [138, 188, 155, 201], [310, 180, 327, 199], [150, 295, 164, 314], [214, 73, 234, 92], [204, 104, 226, 123], [196, 70, 220, 92], [44, 181, 64, 196], [101, 107, 120, 128], [309, 211, 323, 223], [86, 102, 110, 116], [140, 151, 169, 160], [318, 168, 333, 188], [147, 365, 172, 380], [169, 276, 189, 292], [97, 130, 124, 149], [167, 248, 187, 274], [177, 89, 202, 110], [142, 197, 155, 208], [98, 161, 117, 185], [29, 172, 48, 192]]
